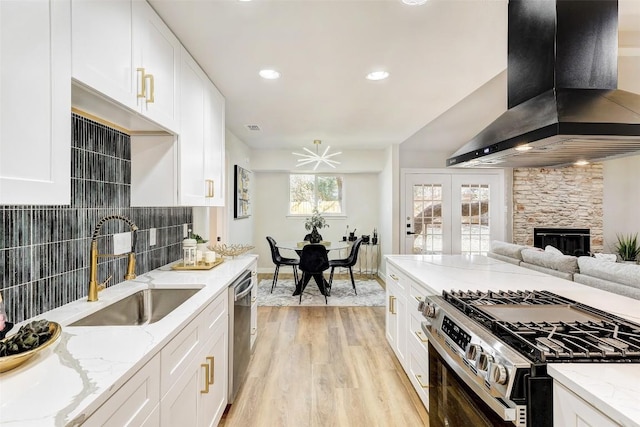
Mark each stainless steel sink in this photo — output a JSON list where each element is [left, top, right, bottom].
[[70, 288, 202, 326]]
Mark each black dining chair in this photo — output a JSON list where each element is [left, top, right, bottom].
[[328, 238, 363, 295], [266, 236, 300, 293], [296, 244, 330, 304]]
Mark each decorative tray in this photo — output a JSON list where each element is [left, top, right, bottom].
[[0, 321, 62, 373], [171, 258, 224, 271]]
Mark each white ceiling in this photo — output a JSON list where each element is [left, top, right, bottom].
[[149, 0, 639, 155]]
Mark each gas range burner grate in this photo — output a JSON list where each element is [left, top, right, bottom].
[[443, 289, 640, 363]]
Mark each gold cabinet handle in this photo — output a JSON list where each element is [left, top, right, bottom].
[[145, 73, 155, 103], [414, 330, 428, 343], [136, 68, 146, 98], [251, 270, 257, 276], [205, 179, 214, 198], [414, 296, 423, 302], [206, 356, 214, 385], [388, 296, 396, 314], [200, 364, 210, 393], [251, 327, 257, 335], [415, 374, 429, 389], [251, 296, 257, 303], [389, 274, 399, 281]]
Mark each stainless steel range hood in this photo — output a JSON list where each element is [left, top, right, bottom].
[[447, 0, 640, 168]]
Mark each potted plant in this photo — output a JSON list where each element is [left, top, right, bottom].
[[304, 208, 329, 244], [614, 233, 640, 263]]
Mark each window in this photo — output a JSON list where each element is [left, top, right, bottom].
[[289, 174, 344, 215]]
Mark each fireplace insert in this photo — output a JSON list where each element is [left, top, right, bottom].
[[533, 228, 590, 256]]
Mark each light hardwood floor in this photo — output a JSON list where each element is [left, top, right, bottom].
[[219, 306, 429, 427]]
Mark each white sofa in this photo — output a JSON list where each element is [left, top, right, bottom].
[[487, 240, 640, 300], [574, 256, 640, 300]]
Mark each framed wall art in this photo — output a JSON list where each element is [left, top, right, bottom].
[[234, 165, 251, 218]]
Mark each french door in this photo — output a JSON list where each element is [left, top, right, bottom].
[[402, 171, 504, 255]]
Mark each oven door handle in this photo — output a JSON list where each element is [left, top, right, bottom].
[[422, 324, 518, 422]]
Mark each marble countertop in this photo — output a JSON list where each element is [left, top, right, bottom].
[[386, 254, 640, 426], [0, 255, 257, 426]]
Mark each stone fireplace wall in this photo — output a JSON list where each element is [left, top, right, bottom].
[[513, 164, 603, 252]]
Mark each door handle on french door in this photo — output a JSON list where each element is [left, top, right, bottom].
[[406, 231, 416, 235]]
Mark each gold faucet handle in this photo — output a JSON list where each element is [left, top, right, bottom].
[[99, 275, 113, 291]]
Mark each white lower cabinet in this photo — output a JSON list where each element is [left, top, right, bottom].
[[553, 382, 619, 427], [160, 291, 229, 427], [83, 355, 160, 426], [385, 266, 407, 368], [84, 290, 229, 427], [250, 262, 258, 352], [407, 314, 429, 409], [385, 262, 437, 411]]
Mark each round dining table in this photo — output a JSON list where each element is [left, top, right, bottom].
[[276, 240, 350, 297], [276, 240, 349, 252]]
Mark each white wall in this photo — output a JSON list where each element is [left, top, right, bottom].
[[254, 171, 381, 271], [602, 154, 640, 252], [225, 130, 254, 245], [378, 144, 400, 278]]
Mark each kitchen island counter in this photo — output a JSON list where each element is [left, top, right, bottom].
[[386, 254, 640, 427], [0, 255, 257, 426]]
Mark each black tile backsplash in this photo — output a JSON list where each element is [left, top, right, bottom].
[[0, 114, 192, 323]]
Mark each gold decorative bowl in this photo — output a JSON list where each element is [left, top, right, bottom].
[[0, 322, 62, 373], [208, 243, 255, 258]]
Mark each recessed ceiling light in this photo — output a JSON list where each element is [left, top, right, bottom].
[[574, 160, 590, 166], [259, 69, 281, 80], [402, 0, 428, 5], [515, 144, 533, 151], [366, 71, 389, 81]]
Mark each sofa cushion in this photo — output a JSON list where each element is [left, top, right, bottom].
[[577, 256, 640, 288], [521, 248, 579, 274], [489, 241, 528, 261], [545, 245, 563, 255]]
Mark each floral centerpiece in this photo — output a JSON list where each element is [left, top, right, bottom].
[[304, 208, 329, 244]]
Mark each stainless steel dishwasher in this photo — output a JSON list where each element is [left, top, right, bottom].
[[228, 270, 253, 403]]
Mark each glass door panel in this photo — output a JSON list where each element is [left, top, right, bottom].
[[459, 184, 491, 255], [404, 174, 450, 254]]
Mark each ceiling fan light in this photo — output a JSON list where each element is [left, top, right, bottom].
[[259, 69, 281, 79]]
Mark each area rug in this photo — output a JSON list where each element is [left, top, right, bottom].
[[257, 278, 385, 307]]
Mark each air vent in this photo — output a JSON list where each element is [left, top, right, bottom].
[[245, 124, 261, 131]]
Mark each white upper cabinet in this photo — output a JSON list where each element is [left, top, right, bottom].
[[204, 81, 226, 207], [0, 0, 71, 205], [71, 0, 136, 109], [178, 48, 207, 206], [176, 47, 226, 207], [132, 0, 180, 132], [71, 0, 179, 133]]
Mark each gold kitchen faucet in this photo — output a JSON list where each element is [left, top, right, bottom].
[[88, 215, 139, 302]]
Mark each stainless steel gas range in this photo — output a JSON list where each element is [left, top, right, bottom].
[[419, 290, 640, 427]]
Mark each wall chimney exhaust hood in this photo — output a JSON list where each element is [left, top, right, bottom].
[[447, 0, 640, 168]]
